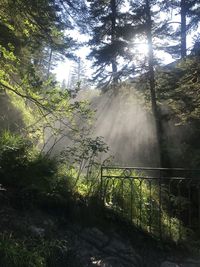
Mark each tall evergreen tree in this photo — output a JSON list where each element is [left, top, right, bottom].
[[162, 0, 200, 58], [142, 0, 164, 166], [87, 0, 134, 87], [0, 0, 81, 96], [126, 0, 173, 166], [68, 57, 90, 94]]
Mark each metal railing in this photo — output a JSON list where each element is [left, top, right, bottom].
[[100, 166, 200, 241]]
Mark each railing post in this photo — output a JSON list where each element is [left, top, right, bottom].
[[187, 180, 192, 228], [159, 169, 162, 240], [130, 180, 133, 223], [100, 165, 103, 205], [178, 180, 182, 241], [149, 179, 152, 234], [198, 183, 200, 234]]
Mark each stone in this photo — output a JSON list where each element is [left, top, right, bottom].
[[161, 260, 200, 267], [92, 257, 126, 267], [183, 259, 200, 267], [0, 184, 6, 191], [160, 261, 180, 267], [182, 263, 200, 267], [43, 219, 54, 227], [107, 239, 128, 252], [81, 227, 109, 248], [29, 225, 45, 237]]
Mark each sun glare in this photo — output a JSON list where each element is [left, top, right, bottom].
[[131, 42, 149, 57], [53, 60, 71, 83], [129, 41, 149, 63]]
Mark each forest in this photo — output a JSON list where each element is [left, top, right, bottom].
[[0, 0, 200, 266]]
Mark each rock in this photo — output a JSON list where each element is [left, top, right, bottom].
[[160, 261, 180, 267], [81, 227, 109, 248], [0, 184, 6, 191], [182, 263, 200, 267], [43, 219, 54, 227], [107, 239, 128, 252], [103, 238, 140, 264], [29, 225, 45, 237], [183, 259, 200, 267], [92, 256, 127, 267], [160, 260, 200, 267], [78, 227, 142, 267]]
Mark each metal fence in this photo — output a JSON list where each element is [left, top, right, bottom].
[[100, 166, 200, 241]]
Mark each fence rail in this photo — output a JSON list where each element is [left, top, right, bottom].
[[100, 166, 200, 241]]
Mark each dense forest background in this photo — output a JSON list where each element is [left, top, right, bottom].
[[0, 0, 200, 266]]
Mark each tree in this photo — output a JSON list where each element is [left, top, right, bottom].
[[125, 0, 173, 166], [0, 0, 89, 114], [88, 0, 174, 164], [162, 0, 200, 58], [155, 53, 200, 168], [181, 0, 187, 57], [142, 0, 165, 166], [87, 0, 134, 87], [68, 57, 91, 96], [0, 0, 94, 148]]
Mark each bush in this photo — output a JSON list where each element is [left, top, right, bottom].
[[0, 233, 45, 267], [0, 131, 61, 207], [0, 131, 56, 188], [0, 234, 82, 267]]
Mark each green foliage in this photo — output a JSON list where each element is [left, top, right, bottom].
[[101, 168, 193, 243], [0, 233, 82, 267], [0, 0, 81, 134], [88, 0, 134, 86], [0, 233, 45, 267], [157, 56, 200, 124], [155, 56, 200, 168], [1, 0, 200, 253], [61, 136, 109, 196], [0, 131, 57, 196], [0, 130, 105, 211]]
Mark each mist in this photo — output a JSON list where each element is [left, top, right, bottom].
[[41, 83, 195, 168], [77, 85, 160, 167]]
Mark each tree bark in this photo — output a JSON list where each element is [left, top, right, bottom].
[[47, 48, 53, 78], [110, 0, 118, 84], [145, 0, 164, 167], [180, 0, 187, 58]]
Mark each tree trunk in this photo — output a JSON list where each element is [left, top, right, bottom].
[[180, 0, 187, 58], [77, 57, 81, 83], [145, 0, 164, 167], [110, 0, 118, 84], [47, 48, 53, 78]]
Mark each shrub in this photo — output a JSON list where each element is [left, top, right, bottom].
[[0, 234, 83, 267], [0, 233, 45, 267], [0, 131, 60, 208]]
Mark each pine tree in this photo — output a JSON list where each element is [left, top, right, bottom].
[[68, 57, 91, 96], [125, 0, 173, 166], [87, 0, 133, 87], [0, 0, 80, 96], [162, 0, 200, 58]]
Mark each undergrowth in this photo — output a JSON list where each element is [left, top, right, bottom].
[[0, 233, 82, 267], [0, 129, 199, 265]]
